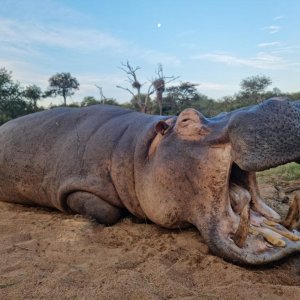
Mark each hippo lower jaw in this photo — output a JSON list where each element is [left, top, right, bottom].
[[203, 162, 300, 265]]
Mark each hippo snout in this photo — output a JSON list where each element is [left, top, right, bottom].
[[228, 98, 300, 172]]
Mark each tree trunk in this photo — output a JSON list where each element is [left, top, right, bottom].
[[63, 93, 67, 106], [157, 91, 163, 115]]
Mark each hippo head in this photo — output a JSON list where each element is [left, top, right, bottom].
[[137, 97, 300, 265]]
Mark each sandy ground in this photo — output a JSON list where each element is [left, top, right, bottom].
[[1, 183, 300, 300]]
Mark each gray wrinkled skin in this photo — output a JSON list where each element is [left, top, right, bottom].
[[1, 97, 300, 265]]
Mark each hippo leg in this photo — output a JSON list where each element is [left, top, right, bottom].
[[66, 192, 122, 225]]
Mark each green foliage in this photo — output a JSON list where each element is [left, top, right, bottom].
[[81, 96, 119, 107], [23, 84, 43, 110], [81, 96, 100, 106], [123, 94, 156, 113], [287, 91, 300, 101], [239, 75, 272, 104], [0, 68, 35, 125], [158, 82, 225, 117], [162, 82, 198, 114], [49, 96, 120, 110], [100, 98, 119, 106], [117, 77, 300, 117], [48, 72, 79, 106], [1, 67, 300, 128]]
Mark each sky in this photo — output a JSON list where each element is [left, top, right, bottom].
[[1, 0, 300, 106]]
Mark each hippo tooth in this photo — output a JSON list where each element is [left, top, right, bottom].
[[229, 182, 251, 215], [233, 201, 250, 248], [250, 226, 286, 248], [262, 223, 300, 241], [263, 219, 278, 227], [281, 192, 300, 230], [248, 227, 259, 236]]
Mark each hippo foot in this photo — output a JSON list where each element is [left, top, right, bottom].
[[66, 191, 122, 225]]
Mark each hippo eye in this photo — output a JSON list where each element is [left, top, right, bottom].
[[181, 118, 190, 123]]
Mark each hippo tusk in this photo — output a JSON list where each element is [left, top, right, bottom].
[[263, 219, 278, 226], [233, 201, 250, 248], [262, 223, 300, 241], [249, 226, 286, 248], [281, 192, 300, 230]]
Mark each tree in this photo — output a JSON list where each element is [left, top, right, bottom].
[[117, 61, 178, 114], [117, 61, 152, 113], [102, 98, 119, 106], [122, 93, 155, 113], [23, 84, 42, 110], [81, 96, 119, 107], [272, 87, 282, 96], [163, 82, 199, 114], [240, 75, 272, 103], [81, 96, 100, 107], [0, 68, 29, 124], [152, 64, 179, 115], [48, 72, 79, 106], [95, 85, 107, 104], [287, 91, 300, 101]]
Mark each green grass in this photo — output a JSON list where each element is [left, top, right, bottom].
[[257, 162, 300, 183]]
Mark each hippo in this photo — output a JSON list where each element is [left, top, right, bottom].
[[1, 97, 300, 265]]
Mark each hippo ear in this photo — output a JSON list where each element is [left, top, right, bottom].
[[175, 108, 210, 139], [155, 120, 170, 136], [148, 121, 171, 157]]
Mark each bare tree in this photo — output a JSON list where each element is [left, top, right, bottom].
[[117, 61, 178, 114], [152, 64, 179, 115], [116, 61, 148, 112], [95, 85, 106, 104]]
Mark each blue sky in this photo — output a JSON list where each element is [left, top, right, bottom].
[[1, 0, 300, 106]]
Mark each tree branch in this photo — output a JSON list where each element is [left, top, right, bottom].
[[116, 85, 136, 98]]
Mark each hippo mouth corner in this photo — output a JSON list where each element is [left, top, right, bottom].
[[215, 162, 300, 265]]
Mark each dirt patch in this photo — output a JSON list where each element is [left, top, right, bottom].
[[1, 184, 300, 300]]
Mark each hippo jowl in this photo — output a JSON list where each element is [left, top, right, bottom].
[[1, 97, 300, 265]]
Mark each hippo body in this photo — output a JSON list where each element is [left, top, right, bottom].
[[0, 105, 166, 221], [1, 99, 300, 265]]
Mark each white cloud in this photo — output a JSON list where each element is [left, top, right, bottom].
[[191, 52, 296, 70], [0, 17, 180, 76], [198, 82, 234, 91], [258, 42, 280, 47], [141, 50, 181, 66], [0, 18, 124, 52], [274, 15, 285, 20], [263, 25, 281, 34], [270, 45, 300, 54], [0, 58, 48, 86]]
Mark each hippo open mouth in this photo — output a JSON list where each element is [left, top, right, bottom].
[[211, 151, 300, 264], [207, 98, 300, 264], [227, 162, 300, 259]]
